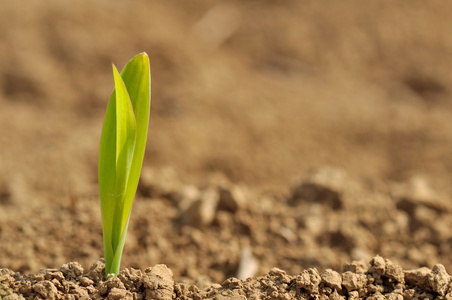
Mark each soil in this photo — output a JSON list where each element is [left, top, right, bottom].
[[1, 256, 452, 299], [1, 1, 452, 299]]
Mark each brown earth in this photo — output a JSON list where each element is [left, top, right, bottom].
[[1, 256, 452, 299], [1, 1, 452, 299]]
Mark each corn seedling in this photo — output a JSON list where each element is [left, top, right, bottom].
[[99, 53, 151, 278]]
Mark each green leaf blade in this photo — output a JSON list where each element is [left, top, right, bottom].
[[119, 53, 151, 225], [99, 83, 118, 275], [110, 64, 137, 253]]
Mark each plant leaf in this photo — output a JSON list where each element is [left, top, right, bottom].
[[99, 53, 150, 276], [111, 64, 137, 251], [117, 53, 151, 240]]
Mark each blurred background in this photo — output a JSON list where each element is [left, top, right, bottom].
[[1, 0, 452, 282]]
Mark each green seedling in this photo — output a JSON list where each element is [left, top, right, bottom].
[[99, 53, 151, 278]]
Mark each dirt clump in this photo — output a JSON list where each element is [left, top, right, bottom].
[[2, 256, 452, 299]]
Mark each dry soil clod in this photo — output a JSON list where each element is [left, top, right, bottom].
[[2, 256, 452, 299]]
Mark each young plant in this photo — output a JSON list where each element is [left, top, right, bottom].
[[98, 53, 151, 278]]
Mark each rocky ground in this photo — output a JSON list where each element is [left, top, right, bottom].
[[1, 1, 452, 299]]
